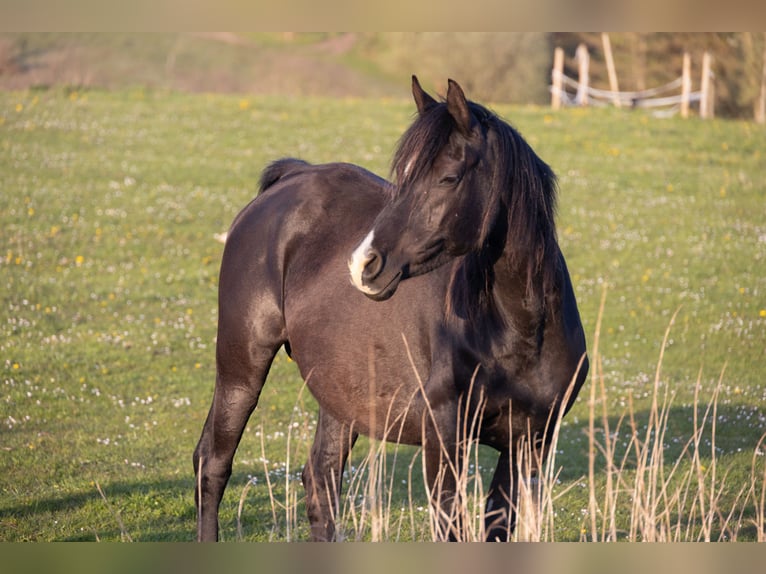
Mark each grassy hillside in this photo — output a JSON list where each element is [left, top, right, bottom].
[[1, 87, 764, 541], [2, 33, 764, 118], [0, 33, 406, 98]]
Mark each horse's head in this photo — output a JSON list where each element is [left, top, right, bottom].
[[349, 77, 499, 301]]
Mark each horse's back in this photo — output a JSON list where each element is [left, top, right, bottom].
[[222, 160, 390, 279], [216, 161, 389, 359]]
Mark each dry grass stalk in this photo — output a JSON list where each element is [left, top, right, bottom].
[[232, 288, 761, 542]]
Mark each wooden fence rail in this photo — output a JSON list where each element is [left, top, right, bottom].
[[551, 43, 715, 119]]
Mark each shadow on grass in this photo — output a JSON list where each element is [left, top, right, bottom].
[[559, 401, 765, 478], [0, 475, 196, 542]]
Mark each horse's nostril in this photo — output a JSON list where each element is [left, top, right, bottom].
[[362, 249, 384, 281]]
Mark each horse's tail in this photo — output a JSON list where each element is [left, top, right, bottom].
[[259, 158, 310, 193], [215, 159, 311, 244]]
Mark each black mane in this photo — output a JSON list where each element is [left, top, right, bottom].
[[391, 98, 560, 321]]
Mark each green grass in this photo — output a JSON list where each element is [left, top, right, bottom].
[[1, 88, 764, 541]]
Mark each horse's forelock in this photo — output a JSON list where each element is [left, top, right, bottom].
[[391, 104, 457, 190]]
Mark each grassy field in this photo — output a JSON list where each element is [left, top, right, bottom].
[[1, 87, 764, 541]]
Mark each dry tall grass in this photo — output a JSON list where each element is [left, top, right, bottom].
[[235, 288, 766, 542]]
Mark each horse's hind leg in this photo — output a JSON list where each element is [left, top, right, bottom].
[[301, 407, 358, 541], [193, 340, 280, 541]]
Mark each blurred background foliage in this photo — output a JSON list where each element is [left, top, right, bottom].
[[0, 32, 764, 119]]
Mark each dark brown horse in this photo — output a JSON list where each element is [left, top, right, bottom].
[[194, 77, 588, 542]]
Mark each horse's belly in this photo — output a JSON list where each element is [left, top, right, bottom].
[[285, 273, 444, 445], [288, 321, 432, 444], [309, 368, 427, 444]]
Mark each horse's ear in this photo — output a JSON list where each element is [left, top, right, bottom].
[[412, 75, 437, 115], [446, 79, 475, 137]]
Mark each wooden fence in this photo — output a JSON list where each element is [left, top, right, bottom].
[[551, 40, 715, 119]]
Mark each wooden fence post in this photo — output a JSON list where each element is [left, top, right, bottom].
[[551, 47, 564, 110], [602, 33, 621, 107], [700, 51, 714, 119], [576, 43, 589, 106], [681, 52, 691, 118], [757, 40, 766, 124]]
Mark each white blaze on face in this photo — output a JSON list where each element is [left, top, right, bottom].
[[348, 230, 377, 294]]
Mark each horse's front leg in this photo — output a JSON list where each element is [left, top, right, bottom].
[[485, 434, 549, 541], [484, 449, 516, 541], [302, 408, 358, 541], [421, 408, 464, 541]]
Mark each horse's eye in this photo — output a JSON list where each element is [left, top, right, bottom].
[[439, 174, 460, 186]]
